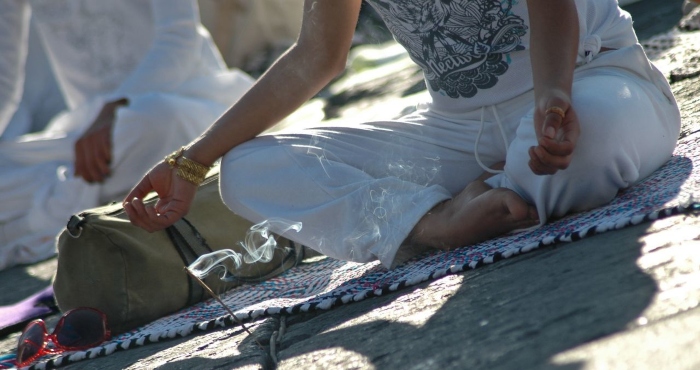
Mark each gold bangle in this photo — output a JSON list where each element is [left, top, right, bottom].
[[545, 106, 566, 119], [164, 147, 211, 186]]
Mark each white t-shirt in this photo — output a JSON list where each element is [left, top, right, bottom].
[[365, 0, 639, 114]]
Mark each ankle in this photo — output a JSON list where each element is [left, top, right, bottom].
[[405, 200, 450, 249]]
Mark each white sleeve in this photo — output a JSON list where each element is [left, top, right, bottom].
[[0, 1, 30, 134], [109, 0, 206, 100]]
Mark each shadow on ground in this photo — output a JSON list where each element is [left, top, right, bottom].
[[0, 258, 55, 307], [272, 220, 659, 370]]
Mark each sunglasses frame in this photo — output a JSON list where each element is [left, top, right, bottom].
[[16, 307, 111, 368]]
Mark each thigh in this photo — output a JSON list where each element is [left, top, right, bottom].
[[569, 68, 679, 182], [220, 121, 463, 265], [227, 118, 485, 197]]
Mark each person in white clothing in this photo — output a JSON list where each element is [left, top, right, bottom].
[[0, 0, 253, 270], [124, 0, 680, 270], [0, 16, 66, 140]]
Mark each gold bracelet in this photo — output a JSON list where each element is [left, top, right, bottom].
[[164, 147, 211, 186]]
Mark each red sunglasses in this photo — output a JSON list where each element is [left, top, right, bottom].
[[16, 307, 111, 368]]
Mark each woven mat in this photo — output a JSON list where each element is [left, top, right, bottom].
[[28, 130, 700, 369], [643, 27, 700, 83]]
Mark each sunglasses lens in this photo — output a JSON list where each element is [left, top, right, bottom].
[[17, 321, 45, 365], [56, 309, 107, 348]]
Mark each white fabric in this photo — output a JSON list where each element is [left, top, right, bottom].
[[0, 0, 254, 270], [219, 44, 680, 269], [0, 1, 29, 134], [485, 45, 680, 221], [364, 0, 638, 115], [2, 17, 66, 140]]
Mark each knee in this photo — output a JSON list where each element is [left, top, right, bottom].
[[504, 137, 635, 219], [504, 157, 624, 218], [219, 137, 287, 209], [219, 145, 257, 207]]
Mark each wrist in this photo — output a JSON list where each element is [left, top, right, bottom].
[[105, 98, 129, 111], [536, 88, 571, 112], [182, 143, 218, 169], [98, 99, 129, 121], [165, 147, 212, 186], [109, 98, 129, 106]]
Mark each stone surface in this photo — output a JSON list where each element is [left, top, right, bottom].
[[2, 1, 698, 369], [276, 214, 700, 370]]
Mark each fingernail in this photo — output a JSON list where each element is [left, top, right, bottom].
[[544, 126, 555, 139]]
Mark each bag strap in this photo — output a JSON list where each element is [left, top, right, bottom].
[[167, 218, 214, 306]]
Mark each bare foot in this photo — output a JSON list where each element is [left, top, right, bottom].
[[408, 181, 539, 250]]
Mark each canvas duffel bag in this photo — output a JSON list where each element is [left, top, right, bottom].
[[53, 168, 303, 334]]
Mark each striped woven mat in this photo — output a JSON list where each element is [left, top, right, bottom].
[[28, 130, 700, 369]]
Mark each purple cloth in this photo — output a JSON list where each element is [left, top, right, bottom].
[[0, 286, 57, 336]]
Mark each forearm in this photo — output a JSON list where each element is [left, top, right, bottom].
[[184, 0, 362, 167], [526, 0, 579, 109], [183, 44, 343, 167]]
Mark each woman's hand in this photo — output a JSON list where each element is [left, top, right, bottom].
[[123, 161, 198, 232], [74, 98, 128, 183], [528, 95, 581, 175]]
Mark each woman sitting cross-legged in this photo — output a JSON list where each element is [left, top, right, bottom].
[[125, 0, 681, 269]]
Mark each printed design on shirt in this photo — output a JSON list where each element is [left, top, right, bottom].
[[368, 0, 527, 98]]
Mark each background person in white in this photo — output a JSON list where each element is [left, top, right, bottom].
[[0, 0, 253, 270], [1, 15, 66, 141]]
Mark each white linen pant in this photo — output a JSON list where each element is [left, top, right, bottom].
[[220, 44, 680, 269]]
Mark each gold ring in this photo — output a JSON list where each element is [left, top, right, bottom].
[[545, 106, 566, 119]]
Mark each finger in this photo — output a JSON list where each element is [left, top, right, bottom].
[[144, 205, 177, 231], [124, 201, 147, 230], [528, 146, 557, 175], [154, 198, 167, 213], [153, 197, 186, 216], [532, 145, 572, 170], [124, 177, 154, 205], [131, 197, 167, 232], [542, 110, 564, 140], [86, 139, 107, 183], [74, 141, 85, 178], [124, 198, 151, 231], [100, 132, 112, 176], [538, 135, 576, 157], [94, 135, 111, 179], [77, 139, 93, 182]]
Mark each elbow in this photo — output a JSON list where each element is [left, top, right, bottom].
[[323, 47, 350, 78], [293, 39, 349, 82]]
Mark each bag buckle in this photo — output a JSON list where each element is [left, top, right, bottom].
[[66, 215, 85, 238]]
